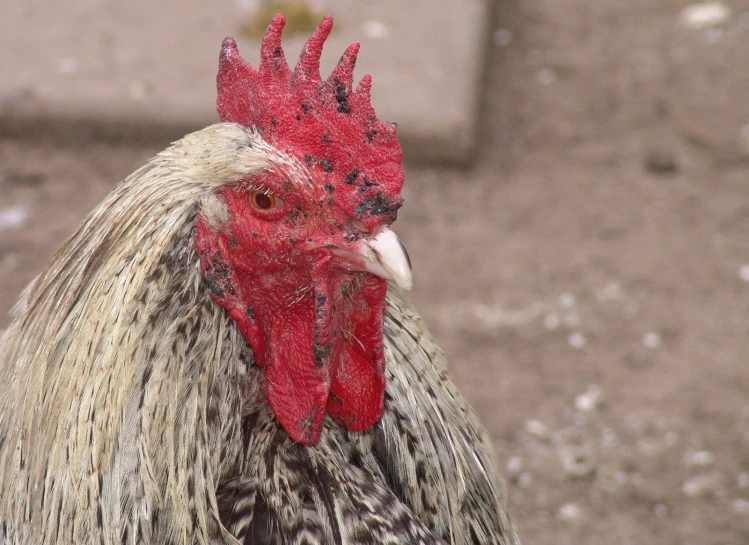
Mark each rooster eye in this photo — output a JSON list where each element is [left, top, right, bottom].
[[250, 188, 280, 210]]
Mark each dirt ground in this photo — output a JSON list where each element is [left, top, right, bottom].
[[1, 1, 749, 543]]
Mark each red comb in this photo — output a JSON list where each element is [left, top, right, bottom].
[[217, 15, 404, 229]]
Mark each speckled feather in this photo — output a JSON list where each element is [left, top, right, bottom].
[[0, 123, 520, 544]]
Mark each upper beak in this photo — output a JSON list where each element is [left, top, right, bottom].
[[344, 228, 413, 291]]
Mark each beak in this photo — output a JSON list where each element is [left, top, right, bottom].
[[343, 228, 413, 291]]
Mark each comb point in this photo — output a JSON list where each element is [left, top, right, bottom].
[[294, 15, 334, 81]]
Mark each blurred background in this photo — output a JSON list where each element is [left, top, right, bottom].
[[2, 1, 749, 543]]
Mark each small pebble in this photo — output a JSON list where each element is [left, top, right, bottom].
[[642, 332, 662, 349], [575, 384, 605, 412], [506, 456, 523, 477], [679, 2, 731, 30], [557, 503, 583, 522], [525, 419, 550, 438], [685, 450, 715, 468], [739, 265, 749, 282], [733, 498, 749, 514], [543, 313, 560, 330], [558, 292, 576, 309], [568, 332, 587, 349], [0, 206, 28, 231], [682, 473, 721, 498]]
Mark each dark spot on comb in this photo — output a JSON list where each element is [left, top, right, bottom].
[[252, 232, 259, 238], [356, 192, 402, 218], [319, 158, 333, 172], [363, 176, 378, 187], [270, 116, 277, 127], [324, 182, 335, 194], [296, 203, 303, 211], [344, 168, 360, 185], [301, 102, 311, 114], [273, 46, 282, 57], [333, 77, 351, 114], [304, 154, 313, 167], [229, 235, 238, 248], [328, 199, 335, 206], [322, 133, 331, 143], [283, 179, 293, 191], [246, 306, 255, 319], [288, 237, 296, 244], [365, 129, 377, 142], [288, 210, 299, 223], [295, 114, 301, 121]]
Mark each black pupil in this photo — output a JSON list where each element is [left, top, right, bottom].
[[255, 192, 272, 209]]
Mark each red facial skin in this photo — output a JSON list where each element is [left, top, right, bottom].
[[202, 14, 406, 444], [195, 171, 389, 445]]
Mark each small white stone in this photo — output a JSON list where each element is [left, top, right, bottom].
[[575, 384, 604, 412], [739, 265, 749, 282], [0, 206, 28, 231], [558, 292, 576, 309], [493, 28, 513, 47], [362, 20, 390, 40], [568, 332, 587, 349], [685, 450, 715, 468], [733, 498, 749, 514], [525, 419, 549, 438], [543, 313, 560, 330], [679, 2, 731, 30], [506, 456, 523, 477], [682, 473, 720, 497], [557, 503, 583, 522], [642, 332, 662, 349]]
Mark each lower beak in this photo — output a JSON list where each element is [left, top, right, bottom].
[[337, 228, 413, 291]]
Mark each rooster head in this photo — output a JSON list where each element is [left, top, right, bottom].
[[195, 14, 411, 444]]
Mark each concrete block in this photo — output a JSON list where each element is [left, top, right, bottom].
[[0, 1, 490, 163]]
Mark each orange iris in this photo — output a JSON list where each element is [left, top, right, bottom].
[[250, 189, 277, 210]]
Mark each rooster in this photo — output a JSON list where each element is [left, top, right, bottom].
[[0, 15, 520, 545]]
